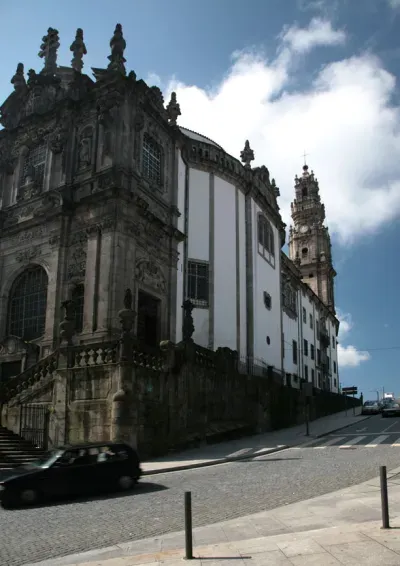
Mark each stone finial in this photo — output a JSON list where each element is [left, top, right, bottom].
[[70, 28, 87, 73], [240, 140, 254, 169], [38, 27, 60, 75], [108, 23, 126, 75], [59, 300, 75, 346], [182, 299, 195, 342], [271, 178, 280, 197], [166, 92, 181, 126], [11, 63, 26, 92]]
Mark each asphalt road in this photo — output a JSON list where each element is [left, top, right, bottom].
[[2, 414, 400, 566]]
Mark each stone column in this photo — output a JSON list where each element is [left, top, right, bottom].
[[83, 226, 100, 333], [96, 226, 115, 333], [111, 289, 138, 447]]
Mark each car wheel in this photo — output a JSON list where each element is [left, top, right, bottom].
[[118, 475, 135, 491], [19, 489, 39, 505]]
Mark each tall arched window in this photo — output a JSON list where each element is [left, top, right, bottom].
[[258, 215, 275, 266], [72, 284, 85, 334], [22, 143, 47, 188], [7, 266, 48, 340], [142, 134, 161, 184]]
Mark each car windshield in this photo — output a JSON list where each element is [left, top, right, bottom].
[[364, 401, 375, 406], [23, 450, 64, 468]]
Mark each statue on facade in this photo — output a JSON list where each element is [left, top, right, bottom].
[[182, 300, 195, 342], [78, 134, 92, 169], [123, 288, 133, 310], [70, 28, 87, 73], [38, 28, 60, 75], [11, 63, 26, 92], [107, 24, 126, 74], [166, 92, 181, 126], [27, 69, 38, 87], [240, 140, 255, 169]]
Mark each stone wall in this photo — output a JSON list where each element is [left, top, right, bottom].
[[0, 340, 360, 459]]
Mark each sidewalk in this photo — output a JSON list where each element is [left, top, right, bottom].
[[142, 407, 370, 474], [29, 464, 400, 565]]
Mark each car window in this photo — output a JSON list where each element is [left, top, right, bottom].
[[97, 445, 130, 463]]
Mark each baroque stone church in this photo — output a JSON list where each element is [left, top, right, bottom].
[[0, 24, 339, 394]]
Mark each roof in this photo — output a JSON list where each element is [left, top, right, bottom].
[[179, 126, 225, 151]]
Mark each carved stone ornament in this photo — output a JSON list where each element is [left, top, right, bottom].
[[49, 121, 69, 154], [0, 336, 30, 356], [107, 23, 127, 75], [0, 145, 16, 174], [16, 245, 42, 262], [70, 28, 87, 73], [77, 126, 93, 169], [67, 246, 86, 280], [182, 300, 195, 342], [11, 63, 26, 93], [59, 299, 75, 345], [39, 28, 60, 76], [135, 257, 166, 293], [166, 92, 181, 126], [240, 140, 254, 169]]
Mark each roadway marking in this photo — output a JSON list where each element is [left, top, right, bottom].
[[314, 436, 345, 449], [339, 436, 366, 448], [382, 420, 400, 433], [365, 435, 389, 448], [392, 437, 400, 447], [356, 428, 367, 432]]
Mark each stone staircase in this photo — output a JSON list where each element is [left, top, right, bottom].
[[0, 426, 46, 469]]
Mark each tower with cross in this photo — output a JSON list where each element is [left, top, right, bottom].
[[288, 160, 336, 312]]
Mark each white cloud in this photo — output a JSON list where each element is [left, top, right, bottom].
[[337, 310, 370, 368], [388, 0, 400, 7], [280, 18, 346, 54], [166, 18, 400, 243]]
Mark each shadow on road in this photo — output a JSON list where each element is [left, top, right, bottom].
[[3, 481, 167, 511], [235, 457, 302, 463]]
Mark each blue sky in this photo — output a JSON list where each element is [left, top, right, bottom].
[[1, 0, 400, 399]]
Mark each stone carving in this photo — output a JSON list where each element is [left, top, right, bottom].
[[166, 92, 181, 126], [16, 245, 41, 262], [118, 288, 136, 361], [11, 63, 26, 92], [124, 288, 133, 310], [182, 300, 195, 342], [149, 86, 164, 109], [135, 257, 166, 293], [27, 69, 38, 87], [77, 126, 93, 169], [240, 140, 254, 169], [70, 28, 87, 73], [67, 246, 86, 279], [108, 24, 126, 74], [0, 145, 16, 174], [271, 178, 280, 197], [12, 226, 46, 244], [49, 121, 69, 154], [59, 300, 75, 345], [38, 28, 60, 75]]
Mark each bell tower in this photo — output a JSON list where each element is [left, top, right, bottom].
[[288, 164, 336, 312]]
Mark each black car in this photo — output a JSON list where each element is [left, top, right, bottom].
[[0, 441, 142, 508]]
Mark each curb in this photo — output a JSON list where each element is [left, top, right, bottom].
[[142, 444, 289, 476], [143, 414, 372, 476]]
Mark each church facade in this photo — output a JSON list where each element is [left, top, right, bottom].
[[0, 24, 339, 393]]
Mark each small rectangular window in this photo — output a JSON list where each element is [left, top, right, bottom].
[[327, 355, 330, 371], [317, 348, 321, 365], [309, 313, 313, 329], [303, 339, 308, 356], [304, 364, 308, 381], [316, 320, 320, 340], [333, 360, 337, 374], [188, 260, 209, 306], [318, 371, 321, 388], [302, 307, 306, 323], [282, 333, 285, 358], [310, 344, 315, 360], [311, 368, 315, 386], [293, 340, 298, 364], [332, 336, 335, 349], [263, 291, 271, 309]]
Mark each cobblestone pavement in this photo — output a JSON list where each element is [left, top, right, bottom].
[[1, 415, 399, 566]]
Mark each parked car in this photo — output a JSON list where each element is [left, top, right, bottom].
[[382, 399, 400, 418], [0, 441, 142, 508], [361, 401, 381, 415]]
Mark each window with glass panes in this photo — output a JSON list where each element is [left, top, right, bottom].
[[257, 215, 275, 265], [7, 266, 48, 340], [142, 134, 161, 184], [72, 284, 85, 333], [187, 261, 209, 306], [22, 143, 47, 188]]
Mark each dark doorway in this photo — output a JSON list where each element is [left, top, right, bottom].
[[137, 291, 160, 348]]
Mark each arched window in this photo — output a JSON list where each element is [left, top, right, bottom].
[[71, 284, 85, 333], [257, 215, 275, 266], [7, 266, 48, 340], [142, 134, 161, 184], [22, 143, 47, 188]]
